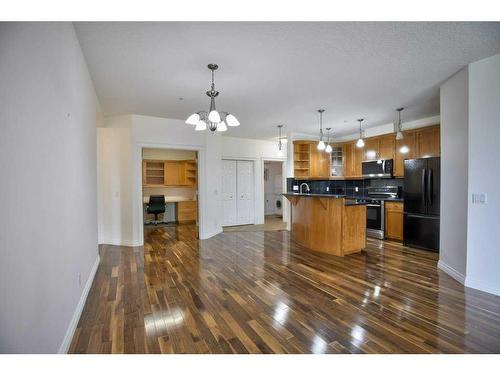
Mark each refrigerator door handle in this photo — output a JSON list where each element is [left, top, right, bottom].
[[427, 168, 433, 206], [421, 168, 427, 206], [405, 213, 440, 219]]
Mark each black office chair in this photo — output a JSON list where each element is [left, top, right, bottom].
[[146, 195, 166, 225]]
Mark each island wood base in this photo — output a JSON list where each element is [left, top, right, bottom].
[[284, 195, 366, 256]]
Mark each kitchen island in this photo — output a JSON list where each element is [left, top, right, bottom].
[[284, 193, 366, 256]]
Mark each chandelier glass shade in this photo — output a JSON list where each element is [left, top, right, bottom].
[[185, 64, 239, 132]]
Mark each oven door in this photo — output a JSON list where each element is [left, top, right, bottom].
[[365, 202, 384, 239]]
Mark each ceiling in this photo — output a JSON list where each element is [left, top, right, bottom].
[[75, 22, 500, 139]]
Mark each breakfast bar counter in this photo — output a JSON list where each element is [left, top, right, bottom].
[[283, 193, 366, 256]]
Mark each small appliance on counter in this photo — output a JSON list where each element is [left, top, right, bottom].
[[362, 159, 393, 178], [403, 157, 440, 252], [355, 186, 401, 239]]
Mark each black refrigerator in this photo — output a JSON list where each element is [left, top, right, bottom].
[[403, 157, 440, 252]]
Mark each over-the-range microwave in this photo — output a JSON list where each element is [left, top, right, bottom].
[[362, 159, 393, 178]]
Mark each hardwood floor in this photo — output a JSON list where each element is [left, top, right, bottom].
[[69, 224, 500, 354]]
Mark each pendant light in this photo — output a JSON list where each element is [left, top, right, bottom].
[[395, 107, 404, 140], [277, 124, 285, 151], [356, 118, 365, 148], [325, 127, 333, 153], [185, 64, 240, 132], [317, 109, 326, 151]]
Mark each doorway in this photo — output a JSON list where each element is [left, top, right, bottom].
[[141, 147, 198, 235], [263, 160, 285, 229]]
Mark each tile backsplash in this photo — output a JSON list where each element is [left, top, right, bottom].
[[287, 177, 404, 197]]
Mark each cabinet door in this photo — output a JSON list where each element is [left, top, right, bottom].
[[353, 143, 363, 177], [236, 160, 254, 225], [394, 132, 416, 177], [379, 135, 395, 160], [177, 200, 197, 222], [363, 139, 379, 161], [164, 161, 181, 186], [417, 127, 440, 158], [343, 143, 353, 177], [385, 202, 403, 241], [310, 147, 330, 178], [222, 160, 237, 226]]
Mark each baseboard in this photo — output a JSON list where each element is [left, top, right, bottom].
[[437, 260, 466, 284], [58, 254, 100, 354], [200, 227, 223, 240], [465, 277, 500, 297], [98, 238, 141, 247]]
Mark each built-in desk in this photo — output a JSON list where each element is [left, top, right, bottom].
[[143, 196, 197, 223], [284, 193, 366, 256]]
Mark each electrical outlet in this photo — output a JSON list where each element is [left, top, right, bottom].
[[472, 193, 487, 204], [355, 187, 359, 192], [326, 186, 330, 192], [293, 185, 299, 191]]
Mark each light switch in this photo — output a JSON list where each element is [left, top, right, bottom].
[[472, 193, 487, 204]]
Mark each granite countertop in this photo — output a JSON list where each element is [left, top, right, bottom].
[[283, 192, 368, 206], [285, 192, 403, 203], [283, 192, 346, 199]]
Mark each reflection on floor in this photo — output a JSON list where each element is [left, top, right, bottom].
[[70, 224, 500, 353], [223, 214, 287, 232]]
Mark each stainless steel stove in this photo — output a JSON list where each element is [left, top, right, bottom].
[[355, 186, 401, 239]]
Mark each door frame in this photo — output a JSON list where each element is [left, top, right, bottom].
[[261, 157, 288, 225], [134, 142, 206, 243]]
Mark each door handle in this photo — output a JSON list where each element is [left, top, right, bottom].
[[421, 168, 427, 206], [427, 168, 433, 206]]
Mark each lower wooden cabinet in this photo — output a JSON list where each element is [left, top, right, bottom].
[[176, 200, 197, 223], [385, 201, 403, 241]]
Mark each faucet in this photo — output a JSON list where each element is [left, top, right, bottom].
[[299, 183, 310, 194]]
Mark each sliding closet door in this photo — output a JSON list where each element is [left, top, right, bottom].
[[236, 160, 254, 225], [222, 160, 237, 226]]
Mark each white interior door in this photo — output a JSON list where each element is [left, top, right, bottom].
[[236, 160, 254, 225], [222, 160, 237, 226]]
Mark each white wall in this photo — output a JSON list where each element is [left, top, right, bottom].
[[0, 23, 99, 353], [142, 148, 196, 160], [97, 126, 134, 245], [97, 115, 285, 245], [466, 53, 500, 296], [438, 67, 469, 283]]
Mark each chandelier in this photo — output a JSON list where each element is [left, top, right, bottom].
[[185, 64, 240, 132]]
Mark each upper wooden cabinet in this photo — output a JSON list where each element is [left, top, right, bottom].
[[293, 125, 440, 179], [394, 131, 416, 177], [293, 141, 330, 178], [143, 159, 197, 187], [363, 138, 379, 161], [293, 141, 312, 178], [416, 126, 440, 158], [379, 135, 395, 160], [164, 161, 181, 186]]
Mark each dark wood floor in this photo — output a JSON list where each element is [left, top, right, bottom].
[[69, 224, 500, 354]]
